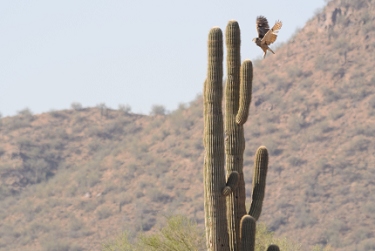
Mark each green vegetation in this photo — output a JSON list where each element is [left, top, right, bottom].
[[150, 105, 167, 116], [102, 215, 205, 251], [71, 102, 83, 111], [102, 215, 302, 251]]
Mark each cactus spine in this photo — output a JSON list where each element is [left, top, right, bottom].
[[203, 20, 279, 251]]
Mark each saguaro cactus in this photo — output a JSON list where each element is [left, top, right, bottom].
[[203, 20, 279, 251], [224, 21, 252, 250], [203, 26, 228, 250]]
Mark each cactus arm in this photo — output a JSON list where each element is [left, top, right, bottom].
[[266, 244, 280, 251], [240, 215, 256, 251], [236, 60, 253, 125], [248, 146, 269, 221], [222, 171, 239, 196]]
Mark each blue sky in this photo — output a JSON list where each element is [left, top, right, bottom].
[[0, 1, 326, 117]]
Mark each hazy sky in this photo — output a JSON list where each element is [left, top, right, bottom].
[[0, 1, 326, 117]]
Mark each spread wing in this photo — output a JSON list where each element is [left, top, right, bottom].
[[256, 16, 269, 39], [261, 20, 282, 45]]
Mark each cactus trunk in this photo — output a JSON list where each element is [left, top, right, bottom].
[[224, 21, 248, 251], [203, 27, 229, 250]]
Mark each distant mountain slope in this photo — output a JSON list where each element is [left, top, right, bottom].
[[1, 0, 375, 250], [0, 103, 205, 251], [250, 0, 375, 249]]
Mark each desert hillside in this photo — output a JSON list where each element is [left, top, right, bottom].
[[1, 0, 375, 250]]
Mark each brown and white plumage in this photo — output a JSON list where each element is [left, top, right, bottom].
[[252, 16, 282, 58]]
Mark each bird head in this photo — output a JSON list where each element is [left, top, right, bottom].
[[252, 38, 257, 43]]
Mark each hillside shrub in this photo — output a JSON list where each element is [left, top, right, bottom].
[[71, 102, 83, 111], [102, 215, 304, 251], [150, 105, 166, 116]]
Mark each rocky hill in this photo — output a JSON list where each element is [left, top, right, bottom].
[[1, 0, 375, 250]]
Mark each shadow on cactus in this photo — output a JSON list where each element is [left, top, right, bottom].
[[203, 20, 278, 251]]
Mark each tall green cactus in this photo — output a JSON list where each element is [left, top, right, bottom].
[[224, 21, 251, 250], [203, 20, 279, 251], [203, 26, 228, 250]]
